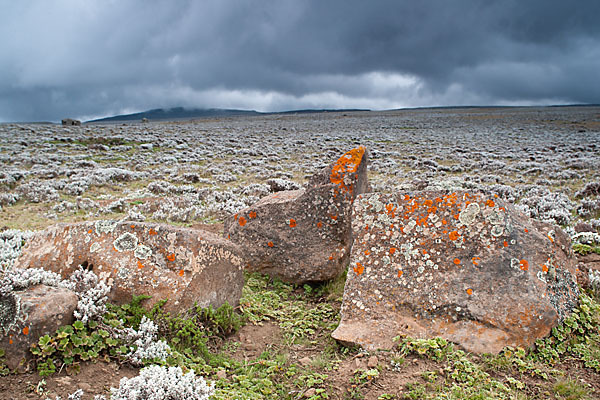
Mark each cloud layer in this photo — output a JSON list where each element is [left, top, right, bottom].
[[1, 0, 599, 121]]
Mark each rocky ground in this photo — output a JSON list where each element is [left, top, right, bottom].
[[1, 107, 600, 399]]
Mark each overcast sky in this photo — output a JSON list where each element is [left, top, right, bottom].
[[1, 0, 599, 122]]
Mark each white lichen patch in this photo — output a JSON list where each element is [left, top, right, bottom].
[[89, 242, 101, 253], [113, 232, 138, 252], [134, 244, 152, 259], [459, 202, 480, 226], [95, 220, 118, 235]]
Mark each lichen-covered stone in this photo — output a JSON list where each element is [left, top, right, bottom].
[[0, 285, 78, 370], [332, 191, 579, 354], [224, 147, 370, 283], [13, 221, 244, 313]]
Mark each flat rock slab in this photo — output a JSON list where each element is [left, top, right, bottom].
[[332, 191, 579, 354], [1, 285, 78, 370], [14, 221, 244, 313], [224, 147, 369, 283]]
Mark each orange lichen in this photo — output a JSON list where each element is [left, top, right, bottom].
[[397, 270, 403, 277], [364, 250, 371, 255], [542, 264, 549, 272], [329, 146, 365, 193], [354, 262, 364, 275], [390, 247, 396, 254], [130, 224, 135, 229], [453, 258, 461, 265], [486, 199, 495, 207], [289, 218, 297, 228], [137, 260, 144, 269], [167, 253, 175, 262], [149, 228, 158, 235], [519, 259, 529, 271], [524, 228, 529, 233], [472, 257, 481, 266], [442, 219, 447, 225], [267, 241, 274, 247], [317, 221, 323, 228], [249, 211, 257, 219], [503, 240, 509, 247], [178, 269, 184, 276], [466, 288, 473, 295], [238, 216, 247, 226], [87, 229, 93, 234], [23, 326, 29, 335], [448, 231, 460, 241]]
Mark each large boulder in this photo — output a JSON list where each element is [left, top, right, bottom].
[[1, 285, 78, 370], [14, 221, 244, 313], [332, 191, 579, 354], [224, 146, 370, 283]]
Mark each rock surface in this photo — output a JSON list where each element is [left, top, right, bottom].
[[14, 221, 244, 313], [576, 252, 600, 290], [0, 285, 78, 370], [61, 118, 81, 126], [224, 147, 369, 283], [332, 191, 579, 354]]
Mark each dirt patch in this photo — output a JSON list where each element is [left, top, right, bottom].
[[227, 321, 282, 362], [0, 361, 138, 400]]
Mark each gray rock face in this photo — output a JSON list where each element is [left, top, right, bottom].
[[14, 221, 245, 313], [224, 147, 370, 283], [332, 191, 579, 354], [0, 285, 78, 370]]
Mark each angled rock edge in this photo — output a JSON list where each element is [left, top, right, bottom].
[[13, 221, 244, 313], [0, 285, 78, 370], [224, 146, 370, 283], [332, 191, 579, 354]]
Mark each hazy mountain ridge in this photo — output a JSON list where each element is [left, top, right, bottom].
[[87, 107, 371, 123]]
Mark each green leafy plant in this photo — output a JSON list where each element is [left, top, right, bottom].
[[531, 292, 600, 371], [0, 348, 9, 376], [573, 243, 600, 256], [30, 319, 127, 376]]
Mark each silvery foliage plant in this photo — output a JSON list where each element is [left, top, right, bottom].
[[62, 266, 112, 324], [1, 263, 111, 325], [0, 229, 33, 271], [0, 267, 63, 297], [122, 315, 171, 366], [48, 366, 214, 400], [110, 365, 214, 400]]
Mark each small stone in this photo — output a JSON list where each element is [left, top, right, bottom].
[[78, 382, 92, 392], [216, 370, 227, 380], [0, 285, 78, 370], [303, 388, 316, 398], [367, 355, 378, 368], [299, 356, 312, 366]]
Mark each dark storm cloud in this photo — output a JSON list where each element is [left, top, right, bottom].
[[1, 0, 599, 121]]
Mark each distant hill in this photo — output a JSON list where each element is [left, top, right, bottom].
[[87, 107, 261, 123], [86, 107, 371, 123]]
